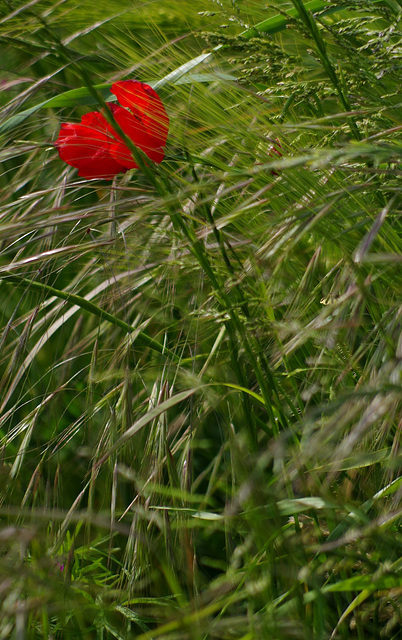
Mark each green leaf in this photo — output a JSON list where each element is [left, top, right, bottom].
[[0, 84, 112, 136], [324, 573, 402, 592], [277, 497, 337, 516]]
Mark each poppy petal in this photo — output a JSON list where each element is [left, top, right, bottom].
[[56, 116, 126, 179], [111, 80, 169, 146], [108, 105, 165, 169]]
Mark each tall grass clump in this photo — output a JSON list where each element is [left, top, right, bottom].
[[0, 0, 401, 638]]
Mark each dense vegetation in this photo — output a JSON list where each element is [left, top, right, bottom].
[[0, 1, 401, 638]]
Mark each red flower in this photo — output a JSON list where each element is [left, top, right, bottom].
[[269, 138, 282, 159], [268, 137, 282, 176], [56, 80, 169, 180]]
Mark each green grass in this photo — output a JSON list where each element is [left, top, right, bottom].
[[0, 0, 401, 638]]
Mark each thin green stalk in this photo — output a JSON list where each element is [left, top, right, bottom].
[[290, 0, 361, 140], [1, 274, 168, 357], [165, 200, 285, 439]]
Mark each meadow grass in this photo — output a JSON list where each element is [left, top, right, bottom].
[[0, 1, 401, 638]]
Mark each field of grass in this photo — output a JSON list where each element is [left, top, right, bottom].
[[0, 1, 401, 638]]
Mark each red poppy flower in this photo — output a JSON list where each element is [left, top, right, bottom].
[[269, 138, 282, 160], [56, 80, 169, 180], [268, 137, 282, 176]]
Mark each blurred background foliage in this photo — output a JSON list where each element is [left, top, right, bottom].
[[0, 0, 401, 638]]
